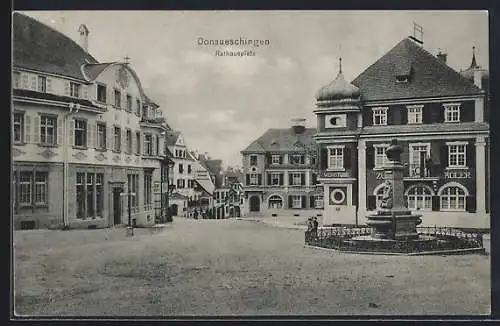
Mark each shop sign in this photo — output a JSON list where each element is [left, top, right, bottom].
[[321, 171, 350, 178], [444, 170, 472, 179]]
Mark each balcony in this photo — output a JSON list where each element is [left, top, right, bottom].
[[403, 163, 440, 180]]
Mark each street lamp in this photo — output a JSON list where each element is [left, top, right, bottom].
[[162, 157, 175, 222]]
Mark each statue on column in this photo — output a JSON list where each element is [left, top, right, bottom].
[[379, 180, 393, 209]]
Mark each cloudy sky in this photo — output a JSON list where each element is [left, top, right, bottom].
[[21, 10, 488, 168]]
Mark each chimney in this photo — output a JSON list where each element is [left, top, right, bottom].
[[78, 24, 89, 53], [436, 51, 447, 64], [291, 118, 306, 135]]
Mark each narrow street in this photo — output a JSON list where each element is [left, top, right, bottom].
[[14, 218, 490, 316]]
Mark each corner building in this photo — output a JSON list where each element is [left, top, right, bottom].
[[314, 37, 490, 228], [12, 13, 169, 229]]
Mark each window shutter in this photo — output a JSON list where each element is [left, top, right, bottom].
[[90, 123, 96, 148], [83, 85, 88, 100], [387, 107, 394, 125], [57, 117, 63, 146], [279, 155, 283, 164], [432, 196, 440, 211], [310, 196, 315, 208], [132, 130, 136, 153], [344, 146, 351, 169], [301, 173, 305, 185], [24, 115, 31, 143], [257, 174, 262, 185], [288, 196, 293, 209], [46, 78, 52, 93], [422, 106, 432, 124], [288, 173, 292, 185], [106, 126, 113, 150], [466, 143, 475, 168], [439, 145, 448, 167], [246, 174, 250, 185], [279, 173, 284, 185], [401, 106, 408, 125], [267, 154, 272, 165], [33, 115, 40, 143], [152, 135, 157, 156], [320, 148, 328, 169], [300, 155, 305, 164], [302, 196, 307, 209], [22, 73, 29, 89], [86, 122, 92, 148], [466, 196, 476, 213], [69, 119, 75, 147], [366, 146, 375, 169], [363, 109, 372, 126], [437, 106, 445, 123], [31, 75, 37, 90], [367, 195, 376, 210], [64, 81, 70, 96], [267, 173, 271, 185], [312, 173, 317, 185]]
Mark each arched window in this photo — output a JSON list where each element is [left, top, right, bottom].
[[439, 184, 467, 211], [406, 185, 433, 211], [268, 195, 283, 209]]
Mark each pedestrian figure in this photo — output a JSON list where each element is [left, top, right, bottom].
[[306, 218, 313, 244], [312, 217, 319, 241], [425, 156, 433, 177], [194, 209, 198, 220]]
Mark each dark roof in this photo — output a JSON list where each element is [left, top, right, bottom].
[[361, 122, 489, 135], [164, 130, 181, 146], [13, 89, 103, 109], [13, 13, 98, 80], [242, 128, 317, 153], [351, 38, 483, 102]]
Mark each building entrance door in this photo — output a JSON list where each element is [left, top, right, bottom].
[[113, 187, 122, 225], [249, 196, 260, 212]]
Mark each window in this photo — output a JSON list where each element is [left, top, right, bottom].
[[250, 155, 257, 166], [291, 172, 302, 186], [144, 171, 153, 210], [136, 132, 141, 154], [440, 186, 466, 211], [127, 174, 139, 209], [34, 172, 48, 205], [97, 84, 107, 103], [13, 113, 24, 143], [268, 195, 283, 209], [126, 94, 132, 112], [179, 164, 184, 174], [37, 76, 46, 93], [292, 195, 302, 209], [13, 71, 20, 88], [409, 144, 430, 176], [407, 105, 423, 124], [114, 89, 121, 108], [156, 136, 160, 155], [73, 119, 86, 147], [126, 129, 132, 153], [289, 155, 304, 165], [40, 116, 57, 145], [113, 127, 121, 152], [188, 165, 192, 174], [374, 144, 389, 169], [136, 99, 141, 116], [406, 185, 432, 211], [448, 143, 467, 168], [314, 195, 324, 209], [144, 134, 152, 155], [372, 107, 388, 126], [272, 155, 280, 165], [15, 171, 48, 208], [76, 172, 104, 219], [19, 172, 32, 207], [328, 146, 344, 170], [444, 103, 460, 123], [271, 173, 280, 185], [249, 173, 258, 185], [97, 123, 106, 150], [70, 82, 80, 98], [177, 178, 185, 188]]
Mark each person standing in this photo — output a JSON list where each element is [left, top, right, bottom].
[[312, 217, 319, 241]]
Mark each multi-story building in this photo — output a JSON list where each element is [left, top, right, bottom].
[[314, 35, 489, 228], [12, 13, 169, 229], [241, 119, 323, 217]]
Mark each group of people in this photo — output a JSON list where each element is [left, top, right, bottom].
[[305, 216, 319, 244]]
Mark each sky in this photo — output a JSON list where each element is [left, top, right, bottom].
[[20, 10, 489, 168]]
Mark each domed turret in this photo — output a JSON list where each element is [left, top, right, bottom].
[[316, 58, 360, 105], [460, 46, 489, 89]]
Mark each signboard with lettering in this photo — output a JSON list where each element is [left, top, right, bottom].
[[444, 170, 472, 179], [320, 171, 350, 179], [375, 172, 384, 180]]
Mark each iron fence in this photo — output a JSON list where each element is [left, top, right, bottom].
[[305, 226, 484, 254]]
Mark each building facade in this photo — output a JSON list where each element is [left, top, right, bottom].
[[12, 13, 169, 229], [241, 119, 323, 217], [314, 36, 490, 228]]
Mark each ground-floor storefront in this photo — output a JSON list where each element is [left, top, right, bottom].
[[12, 162, 162, 229], [244, 189, 323, 217]]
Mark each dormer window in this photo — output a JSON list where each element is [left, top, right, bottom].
[[250, 155, 258, 166], [70, 82, 80, 98], [395, 75, 409, 83], [97, 84, 107, 103], [444, 103, 461, 123], [271, 155, 281, 165], [407, 105, 423, 124], [372, 107, 388, 126], [37, 76, 47, 93], [114, 89, 121, 108]]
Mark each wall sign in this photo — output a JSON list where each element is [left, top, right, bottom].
[[375, 172, 384, 180], [444, 170, 472, 179], [321, 171, 350, 178]]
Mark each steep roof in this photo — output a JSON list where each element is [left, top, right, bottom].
[[13, 12, 98, 80], [242, 128, 317, 153], [164, 130, 181, 146], [82, 63, 114, 81], [351, 38, 483, 102]]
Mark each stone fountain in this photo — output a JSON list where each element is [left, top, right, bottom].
[[350, 139, 437, 250]]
